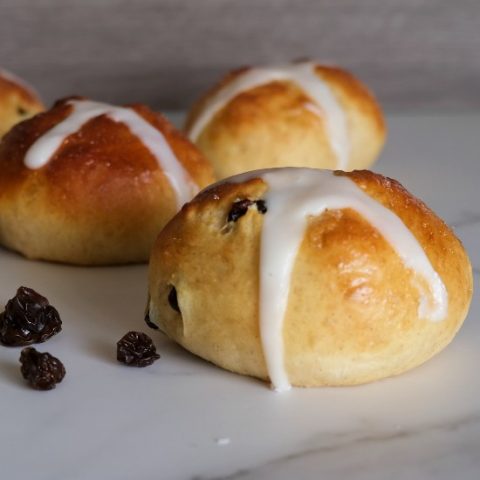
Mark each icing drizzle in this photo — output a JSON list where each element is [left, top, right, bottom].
[[187, 62, 350, 169], [24, 99, 197, 208], [225, 168, 448, 391]]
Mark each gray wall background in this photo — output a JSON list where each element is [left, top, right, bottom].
[[1, 0, 479, 111]]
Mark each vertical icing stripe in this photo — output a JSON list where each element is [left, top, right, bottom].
[[23, 100, 197, 208], [187, 62, 350, 169]]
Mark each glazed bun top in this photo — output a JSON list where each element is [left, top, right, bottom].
[[207, 169, 448, 389], [0, 69, 44, 138], [0, 97, 213, 209], [167, 168, 468, 391], [185, 60, 385, 175]]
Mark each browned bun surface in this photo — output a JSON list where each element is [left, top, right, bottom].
[[148, 169, 472, 387], [185, 63, 386, 179], [0, 97, 214, 265], [0, 70, 44, 138]]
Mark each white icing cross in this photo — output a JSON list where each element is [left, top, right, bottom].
[[187, 62, 350, 169], [222, 168, 448, 391], [24, 99, 197, 208]]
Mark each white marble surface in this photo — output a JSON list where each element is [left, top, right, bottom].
[[0, 113, 478, 480]]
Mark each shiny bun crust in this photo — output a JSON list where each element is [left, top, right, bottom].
[[185, 64, 386, 178], [0, 98, 214, 265], [148, 170, 472, 387], [0, 71, 44, 138]]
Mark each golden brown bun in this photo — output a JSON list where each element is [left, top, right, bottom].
[[185, 63, 386, 179], [0, 97, 214, 265], [148, 169, 472, 387], [0, 70, 44, 138]]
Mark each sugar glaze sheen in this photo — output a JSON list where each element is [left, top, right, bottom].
[[24, 99, 198, 208], [0, 97, 215, 265], [148, 167, 472, 390], [221, 168, 448, 391]]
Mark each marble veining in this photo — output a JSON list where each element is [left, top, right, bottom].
[[194, 413, 480, 480], [450, 212, 480, 229], [0, 113, 478, 480]]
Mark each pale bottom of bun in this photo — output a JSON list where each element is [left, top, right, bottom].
[[0, 222, 153, 265], [0, 201, 171, 266], [157, 307, 469, 388]]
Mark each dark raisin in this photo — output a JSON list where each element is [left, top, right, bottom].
[[168, 286, 180, 313], [144, 311, 159, 330], [228, 199, 252, 222], [117, 331, 160, 367], [20, 347, 66, 390], [255, 199, 267, 214], [16, 106, 28, 116], [227, 199, 267, 222], [0, 287, 62, 346]]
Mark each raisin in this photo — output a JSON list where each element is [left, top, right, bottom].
[[16, 106, 28, 116], [227, 199, 267, 222], [255, 199, 267, 214], [117, 331, 160, 367], [20, 347, 66, 390], [0, 287, 62, 346], [168, 286, 180, 313]]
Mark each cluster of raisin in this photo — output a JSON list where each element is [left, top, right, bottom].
[[1, 286, 161, 391], [0, 287, 65, 390]]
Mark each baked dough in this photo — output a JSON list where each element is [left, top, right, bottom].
[[0, 69, 44, 138], [0, 97, 214, 265], [147, 168, 472, 388], [185, 62, 386, 178]]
